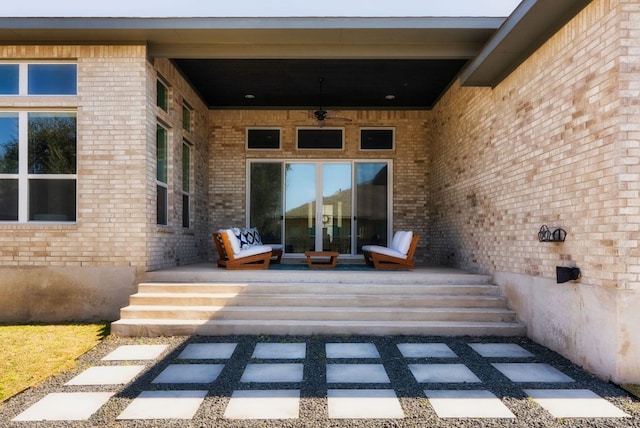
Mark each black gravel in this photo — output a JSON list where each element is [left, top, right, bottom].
[[1, 335, 639, 427]]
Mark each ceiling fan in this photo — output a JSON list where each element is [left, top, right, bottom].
[[312, 77, 352, 125]]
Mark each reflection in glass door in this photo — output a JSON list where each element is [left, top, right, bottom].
[[356, 163, 388, 252], [284, 163, 316, 253], [249, 160, 389, 256], [249, 162, 282, 245], [322, 164, 351, 253]]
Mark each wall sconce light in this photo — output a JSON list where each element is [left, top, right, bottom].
[[538, 225, 567, 242]]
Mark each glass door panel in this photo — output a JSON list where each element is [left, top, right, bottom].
[[322, 163, 352, 253], [284, 163, 316, 253], [356, 163, 388, 253], [249, 162, 283, 244]]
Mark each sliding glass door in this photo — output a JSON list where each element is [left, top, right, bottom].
[[249, 160, 389, 256]]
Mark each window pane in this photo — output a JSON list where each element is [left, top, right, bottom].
[[356, 163, 388, 252], [250, 162, 283, 245], [0, 179, 18, 221], [29, 179, 76, 221], [182, 105, 191, 131], [157, 80, 168, 112], [0, 112, 19, 174], [157, 185, 167, 225], [297, 129, 343, 149], [182, 143, 190, 192], [361, 129, 394, 150], [248, 129, 280, 149], [28, 112, 77, 174], [157, 125, 168, 183], [0, 64, 19, 95], [28, 64, 77, 95], [182, 194, 189, 228]]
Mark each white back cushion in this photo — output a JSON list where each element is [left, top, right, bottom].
[[225, 229, 242, 255], [390, 231, 403, 251], [392, 231, 413, 255]]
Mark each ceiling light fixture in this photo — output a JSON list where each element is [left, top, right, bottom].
[[244, 94, 255, 99], [385, 94, 396, 100]]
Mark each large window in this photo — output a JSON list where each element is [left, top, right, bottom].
[[0, 62, 78, 223], [156, 125, 168, 225], [0, 112, 77, 222]]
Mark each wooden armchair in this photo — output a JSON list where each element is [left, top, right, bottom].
[[362, 232, 419, 270], [213, 231, 272, 270]]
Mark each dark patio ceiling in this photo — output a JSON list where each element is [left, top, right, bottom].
[[173, 58, 468, 110], [0, 0, 592, 110]]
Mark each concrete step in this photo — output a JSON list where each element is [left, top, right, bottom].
[[136, 282, 502, 296], [110, 318, 527, 337], [127, 292, 510, 309], [118, 305, 519, 323]]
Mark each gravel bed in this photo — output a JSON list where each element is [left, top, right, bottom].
[[1, 335, 639, 427]]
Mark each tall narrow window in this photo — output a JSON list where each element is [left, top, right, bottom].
[[182, 103, 192, 132], [0, 112, 19, 221], [156, 124, 168, 225], [28, 112, 77, 221], [157, 79, 169, 112], [182, 142, 191, 228]]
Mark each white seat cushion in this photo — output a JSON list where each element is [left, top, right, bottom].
[[236, 245, 272, 259], [362, 245, 407, 259]]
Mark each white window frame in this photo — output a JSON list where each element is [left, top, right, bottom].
[[0, 110, 78, 223], [246, 158, 393, 256], [0, 61, 78, 96]]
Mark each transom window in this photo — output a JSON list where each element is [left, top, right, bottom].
[[297, 128, 343, 150], [247, 128, 280, 150], [360, 128, 395, 150], [0, 62, 77, 95]]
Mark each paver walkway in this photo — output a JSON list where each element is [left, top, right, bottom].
[[2, 336, 638, 427]]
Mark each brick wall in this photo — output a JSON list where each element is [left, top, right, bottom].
[[146, 58, 210, 270], [428, 0, 640, 382], [0, 45, 151, 321], [0, 45, 149, 269], [428, 0, 639, 290], [208, 110, 430, 260]]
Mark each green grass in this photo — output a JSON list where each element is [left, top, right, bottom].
[[0, 323, 109, 401]]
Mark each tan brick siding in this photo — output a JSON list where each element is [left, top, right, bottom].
[[0, 45, 150, 269], [146, 58, 210, 270], [429, 0, 639, 289], [208, 110, 430, 260]]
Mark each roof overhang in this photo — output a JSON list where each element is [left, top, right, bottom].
[[460, 0, 593, 87]]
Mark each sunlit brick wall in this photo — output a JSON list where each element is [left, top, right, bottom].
[[0, 45, 150, 269], [428, 0, 639, 289], [146, 58, 210, 270]]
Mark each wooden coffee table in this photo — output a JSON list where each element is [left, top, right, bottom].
[[304, 251, 339, 268]]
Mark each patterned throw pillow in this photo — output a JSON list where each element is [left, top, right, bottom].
[[232, 227, 264, 250]]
